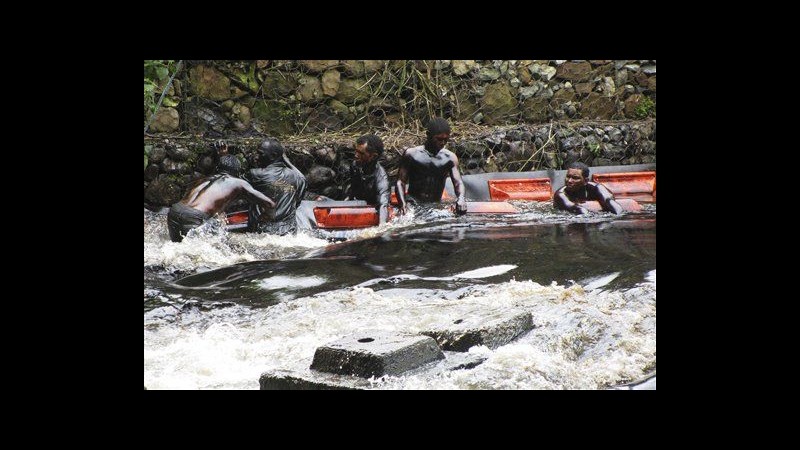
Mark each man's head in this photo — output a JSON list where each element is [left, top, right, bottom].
[[354, 134, 384, 166], [217, 154, 242, 177], [565, 162, 590, 193], [426, 117, 451, 152], [257, 138, 285, 167]]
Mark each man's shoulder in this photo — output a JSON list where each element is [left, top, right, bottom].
[[292, 168, 306, 183], [440, 148, 457, 158], [374, 162, 389, 177], [587, 181, 604, 191]]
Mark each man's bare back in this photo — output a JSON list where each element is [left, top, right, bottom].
[[168, 174, 275, 242], [182, 175, 274, 216]]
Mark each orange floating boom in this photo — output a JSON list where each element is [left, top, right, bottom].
[[314, 206, 381, 229], [591, 171, 656, 203], [488, 178, 552, 201], [464, 201, 518, 214], [226, 211, 249, 225], [580, 198, 642, 212]]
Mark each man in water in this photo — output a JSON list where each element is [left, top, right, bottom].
[[553, 162, 623, 214], [167, 155, 276, 242], [344, 134, 390, 225], [246, 138, 307, 235], [395, 117, 467, 216]]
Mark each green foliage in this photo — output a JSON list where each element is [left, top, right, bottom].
[[635, 96, 656, 119], [587, 141, 601, 157], [144, 145, 152, 170], [144, 60, 177, 125], [235, 64, 260, 91]]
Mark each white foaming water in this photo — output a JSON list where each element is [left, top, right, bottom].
[[144, 211, 328, 273], [582, 272, 621, 291], [255, 275, 327, 290], [228, 229, 329, 258], [509, 200, 657, 226], [454, 264, 517, 279], [144, 271, 656, 390], [145, 205, 655, 389], [354, 264, 518, 287]]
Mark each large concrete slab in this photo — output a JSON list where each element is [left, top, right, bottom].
[[422, 310, 533, 352], [260, 369, 367, 390], [310, 331, 445, 378], [260, 351, 487, 390]]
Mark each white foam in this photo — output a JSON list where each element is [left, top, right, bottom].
[[145, 278, 656, 390], [454, 264, 517, 279], [255, 275, 327, 291], [582, 272, 621, 291]]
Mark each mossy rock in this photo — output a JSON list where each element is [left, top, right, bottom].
[[299, 60, 339, 73], [296, 74, 323, 103], [251, 99, 296, 135], [522, 96, 550, 123], [581, 92, 615, 119], [453, 90, 479, 120], [335, 78, 371, 104], [341, 60, 365, 77], [550, 88, 576, 107], [260, 72, 298, 99], [188, 65, 231, 101], [481, 83, 518, 125]]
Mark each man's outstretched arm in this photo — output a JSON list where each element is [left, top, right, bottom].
[[596, 184, 624, 215], [554, 190, 588, 214], [395, 162, 409, 216], [449, 155, 467, 215], [240, 180, 276, 211], [376, 168, 391, 225]]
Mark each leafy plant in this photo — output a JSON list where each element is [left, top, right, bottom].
[[144, 145, 152, 170], [635, 96, 656, 119], [587, 141, 601, 157]]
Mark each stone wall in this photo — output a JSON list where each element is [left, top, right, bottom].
[[144, 60, 655, 208], [145, 60, 655, 135]]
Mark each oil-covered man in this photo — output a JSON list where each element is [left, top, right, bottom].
[[167, 155, 275, 242], [553, 162, 623, 215], [344, 134, 390, 225], [395, 117, 467, 216], [246, 138, 307, 235]]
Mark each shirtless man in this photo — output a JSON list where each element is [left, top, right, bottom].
[[553, 162, 623, 215], [167, 155, 275, 242], [395, 117, 467, 215]]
